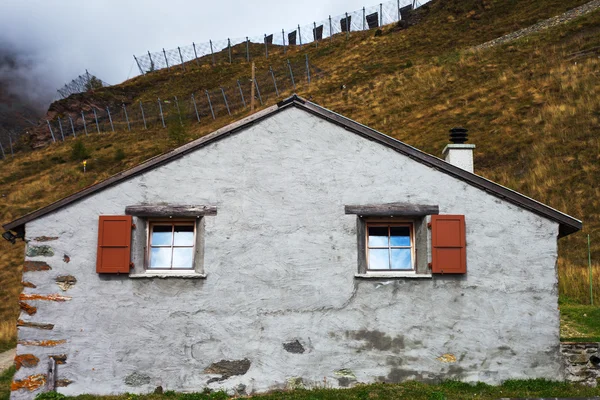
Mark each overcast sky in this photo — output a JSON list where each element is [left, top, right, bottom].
[[0, 0, 398, 109]]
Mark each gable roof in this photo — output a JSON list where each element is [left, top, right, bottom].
[[3, 94, 582, 237]]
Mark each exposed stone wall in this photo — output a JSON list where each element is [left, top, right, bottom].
[[561, 342, 600, 387], [12, 107, 562, 399]]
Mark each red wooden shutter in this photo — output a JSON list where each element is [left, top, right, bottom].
[[430, 215, 466, 274], [96, 215, 133, 274]]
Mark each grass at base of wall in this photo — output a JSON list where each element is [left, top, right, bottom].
[[560, 303, 600, 342], [22, 380, 600, 400], [0, 366, 15, 400]]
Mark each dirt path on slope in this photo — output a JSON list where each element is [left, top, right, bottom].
[[0, 348, 15, 372]]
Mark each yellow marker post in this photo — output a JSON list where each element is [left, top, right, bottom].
[[83, 160, 87, 173]]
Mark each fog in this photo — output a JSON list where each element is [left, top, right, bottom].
[[0, 0, 391, 113]]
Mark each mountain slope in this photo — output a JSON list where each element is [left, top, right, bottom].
[[1, 0, 599, 350]]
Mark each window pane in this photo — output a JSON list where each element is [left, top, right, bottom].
[[173, 225, 194, 246], [172, 248, 194, 269], [369, 248, 389, 270], [150, 247, 172, 269], [152, 225, 172, 246], [390, 226, 411, 247], [368, 227, 389, 247], [391, 249, 412, 270]]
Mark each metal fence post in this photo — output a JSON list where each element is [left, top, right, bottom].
[[178, 47, 185, 71], [0, 141, 5, 159], [158, 98, 166, 128], [193, 42, 200, 66], [123, 104, 131, 131], [298, 25, 303, 48], [191, 94, 200, 122], [228, 39, 232, 64], [46, 120, 56, 142], [209, 40, 215, 66], [269, 67, 279, 97], [397, 0, 400, 21], [329, 16, 333, 41], [174, 96, 183, 126], [220, 88, 231, 116], [163, 48, 170, 71], [140, 101, 147, 129], [264, 34, 268, 59], [57, 118, 65, 141], [68, 116, 76, 138], [246, 37, 250, 62], [134, 55, 145, 75], [589, 234, 594, 305], [81, 111, 88, 136], [148, 51, 155, 72], [237, 80, 246, 107], [205, 90, 215, 120], [363, 7, 366, 30], [254, 78, 263, 105], [346, 13, 350, 39], [106, 107, 115, 132], [287, 60, 296, 89], [8, 133, 14, 157], [380, 3, 383, 26], [314, 22, 318, 47], [305, 54, 311, 84], [93, 108, 100, 133], [282, 29, 286, 54]]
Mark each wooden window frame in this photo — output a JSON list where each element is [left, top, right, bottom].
[[365, 219, 416, 272], [146, 220, 197, 271]]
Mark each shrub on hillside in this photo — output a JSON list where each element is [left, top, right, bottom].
[[70, 140, 90, 162]]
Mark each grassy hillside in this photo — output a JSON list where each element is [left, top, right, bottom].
[[1, 0, 600, 351]]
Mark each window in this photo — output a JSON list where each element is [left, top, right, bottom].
[[147, 221, 196, 270], [366, 222, 414, 271]]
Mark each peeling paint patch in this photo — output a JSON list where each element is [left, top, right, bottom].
[[50, 354, 67, 364], [17, 320, 54, 330], [437, 353, 457, 363], [334, 369, 357, 387], [19, 302, 37, 316], [26, 245, 54, 257], [14, 354, 40, 370], [125, 372, 151, 386], [286, 376, 304, 389], [63, 254, 71, 263], [347, 329, 405, 352], [23, 261, 51, 272], [55, 275, 77, 291], [11, 374, 46, 391], [22, 281, 36, 288], [283, 340, 305, 354], [56, 379, 72, 387], [20, 293, 72, 302], [18, 339, 66, 347], [204, 359, 251, 382], [33, 236, 58, 242]]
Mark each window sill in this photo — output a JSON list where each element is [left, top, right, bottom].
[[354, 272, 432, 279], [129, 272, 207, 279]]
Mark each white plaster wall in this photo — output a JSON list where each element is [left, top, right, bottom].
[[13, 107, 561, 398]]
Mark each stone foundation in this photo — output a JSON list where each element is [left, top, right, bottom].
[[561, 342, 600, 386]]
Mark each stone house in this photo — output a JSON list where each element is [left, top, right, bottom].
[[3, 95, 581, 398]]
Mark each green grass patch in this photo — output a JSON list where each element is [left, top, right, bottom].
[[0, 366, 15, 400], [560, 304, 600, 342], [12, 380, 599, 400]]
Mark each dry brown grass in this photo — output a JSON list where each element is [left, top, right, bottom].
[[0, 0, 599, 349], [559, 260, 600, 305]]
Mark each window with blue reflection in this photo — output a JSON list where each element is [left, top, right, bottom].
[[367, 223, 413, 270], [149, 223, 195, 269]]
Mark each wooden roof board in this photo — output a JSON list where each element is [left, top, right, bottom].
[[3, 94, 582, 237]]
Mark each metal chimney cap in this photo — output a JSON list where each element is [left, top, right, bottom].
[[449, 127, 468, 144]]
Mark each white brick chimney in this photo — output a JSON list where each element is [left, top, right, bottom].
[[442, 127, 475, 173]]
